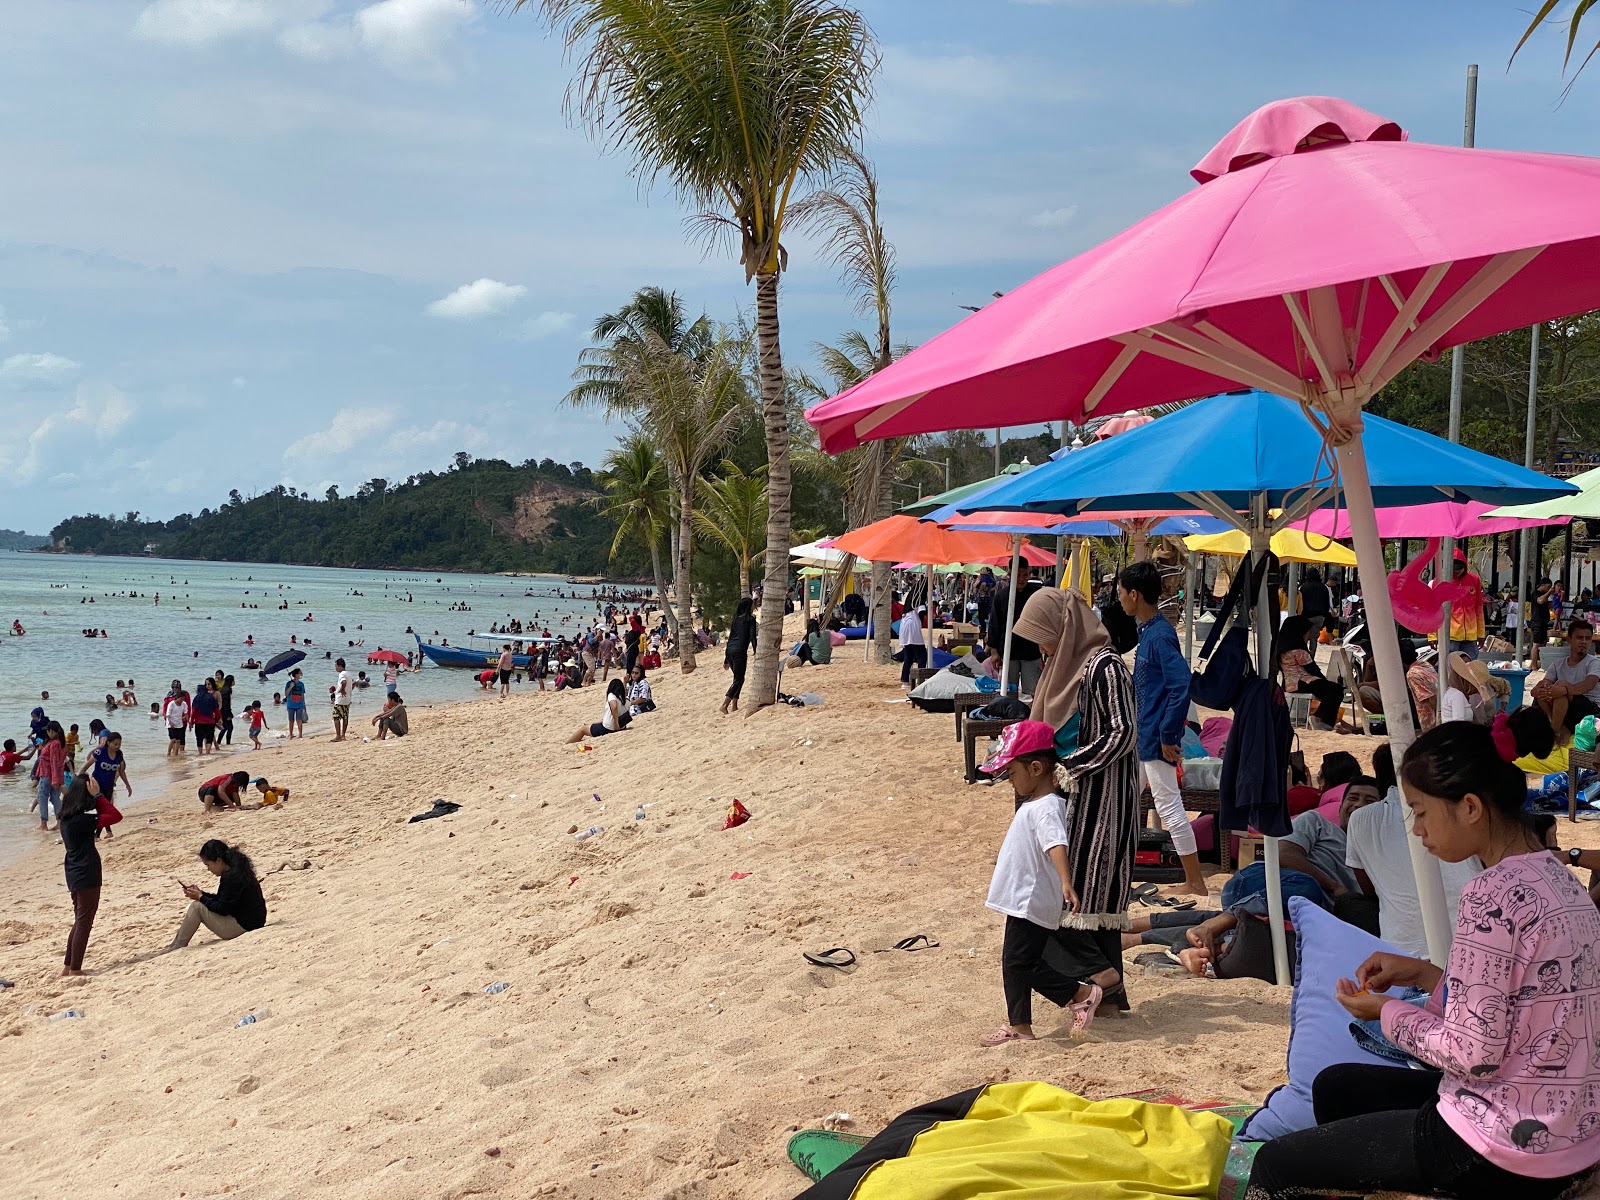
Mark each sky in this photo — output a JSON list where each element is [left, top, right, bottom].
[[1, 0, 1598, 533]]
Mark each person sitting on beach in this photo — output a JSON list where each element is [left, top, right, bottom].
[[371, 692, 408, 740], [1277, 615, 1350, 732], [1531, 617, 1600, 736], [626, 668, 655, 716], [567, 679, 627, 744], [167, 839, 267, 950], [250, 778, 289, 806], [1246, 719, 1600, 1199], [197, 771, 249, 812], [978, 721, 1106, 1045]]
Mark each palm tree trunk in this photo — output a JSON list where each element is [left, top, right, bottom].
[[650, 537, 677, 655], [748, 271, 790, 709], [738, 560, 750, 600], [675, 480, 697, 672]]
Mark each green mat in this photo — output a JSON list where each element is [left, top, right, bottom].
[[786, 1090, 1260, 1185], [786, 1129, 872, 1183]]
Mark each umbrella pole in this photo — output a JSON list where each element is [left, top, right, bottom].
[[1251, 506, 1292, 990], [1000, 535, 1021, 693], [1338, 437, 1453, 966], [925, 563, 935, 649], [1438, 536, 1454, 709], [1184, 553, 1196, 662]]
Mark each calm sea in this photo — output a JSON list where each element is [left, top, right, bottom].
[[0, 552, 613, 867]]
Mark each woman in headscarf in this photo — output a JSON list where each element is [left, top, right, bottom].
[[1012, 586, 1139, 1014]]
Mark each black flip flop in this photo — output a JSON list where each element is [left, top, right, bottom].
[[1153, 896, 1199, 911], [803, 948, 856, 969], [873, 934, 939, 953], [1128, 883, 1161, 905]]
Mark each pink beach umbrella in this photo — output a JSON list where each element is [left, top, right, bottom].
[[808, 94, 1600, 969], [1299, 500, 1568, 540], [1092, 413, 1155, 440]]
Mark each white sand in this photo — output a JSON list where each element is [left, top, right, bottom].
[[1, 628, 1593, 1198]]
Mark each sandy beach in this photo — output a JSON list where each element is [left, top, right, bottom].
[[2, 619, 1594, 1199]]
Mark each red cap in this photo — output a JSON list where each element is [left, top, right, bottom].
[[980, 720, 1058, 774]]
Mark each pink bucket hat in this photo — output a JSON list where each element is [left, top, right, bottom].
[[980, 720, 1058, 774]]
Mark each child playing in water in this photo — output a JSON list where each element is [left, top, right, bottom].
[[978, 720, 1105, 1046], [1248, 715, 1600, 1198], [247, 701, 267, 749]]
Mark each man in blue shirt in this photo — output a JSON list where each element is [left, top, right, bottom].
[[1119, 562, 1207, 897]]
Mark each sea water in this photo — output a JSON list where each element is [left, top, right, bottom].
[[0, 551, 618, 866]]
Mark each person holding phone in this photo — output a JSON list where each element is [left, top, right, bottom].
[[167, 839, 266, 949]]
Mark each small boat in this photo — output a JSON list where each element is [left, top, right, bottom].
[[412, 633, 556, 669]]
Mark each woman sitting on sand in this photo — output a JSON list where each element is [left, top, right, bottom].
[[567, 679, 627, 743], [168, 839, 267, 950], [1247, 719, 1600, 1198], [371, 692, 408, 739]]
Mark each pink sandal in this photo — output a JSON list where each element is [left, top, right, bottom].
[[979, 1026, 1035, 1047], [1070, 984, 1104, 1034]]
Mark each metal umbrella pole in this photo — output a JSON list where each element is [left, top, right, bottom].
[[1000, 535, 1022, 692], [1249, 497, 1292, 989], [1517, 325, 1540, 666]]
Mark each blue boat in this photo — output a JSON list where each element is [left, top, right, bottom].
[[412, 633, 556, 670]]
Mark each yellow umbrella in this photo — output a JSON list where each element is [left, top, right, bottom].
[[1065, 538, 1094, 594], [1184, 527, 1356, 566]]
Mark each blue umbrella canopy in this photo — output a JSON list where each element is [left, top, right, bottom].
[[262, 649, 306, 677], [949, 391, 1576, 523], [937, 513, 1228, 537]]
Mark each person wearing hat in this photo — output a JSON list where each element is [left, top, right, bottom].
[[897, 602, 928, 687], [1443, 651, 1495, 725], [1445, 548, 1486, 660], [1531, 617, 1600, 737], [978, 721, 1109, 1045]]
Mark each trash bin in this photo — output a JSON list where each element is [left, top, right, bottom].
[[1488, 666, 1529, 712]]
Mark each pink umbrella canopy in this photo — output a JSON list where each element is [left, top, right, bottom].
[[1299, 500, 1568, 540], [807, 95, 1600, 452], [1092, 413, 1155, 439]]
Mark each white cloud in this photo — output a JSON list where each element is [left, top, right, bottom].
[[1027, 205, 1080, 228], [356, 0, 475, 77], [517, 310, 576, 341], [284, 405, 394, 463], [135, 0, 473, 78], [0, 352, 82, 385], [3, 382, 136, 483], [426, 278, 528, 320], [133, 1, 322, 48]]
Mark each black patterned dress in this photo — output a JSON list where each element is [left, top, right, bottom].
[[1052, 645, 1140, 998]]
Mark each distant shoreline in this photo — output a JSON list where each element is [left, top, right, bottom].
[[17, 548, 653, 585]]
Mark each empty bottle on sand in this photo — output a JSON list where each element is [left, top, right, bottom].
[[483, 981, 511, 995], [234, 1008, 273, 1028], [48, 1008, 86, 1022], [574, 826, 603, 842], [635, 806, 646, 821]]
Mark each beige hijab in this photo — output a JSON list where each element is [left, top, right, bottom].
[[1011, 586, 1112, 729]]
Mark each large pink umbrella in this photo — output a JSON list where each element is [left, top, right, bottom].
[[807, 94, 1600, 968], [1299, 500, 1568, 539]]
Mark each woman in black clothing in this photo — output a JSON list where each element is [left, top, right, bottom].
[[59, 776, 102, 976], [722, 597, 758, 715], [168, 839, 266, 949]]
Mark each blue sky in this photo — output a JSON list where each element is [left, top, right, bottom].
[[0, 0, 1595, 532]]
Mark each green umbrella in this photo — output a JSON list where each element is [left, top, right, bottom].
[[898, 460, 1036, 517], [1483, 465, 1600, 520]]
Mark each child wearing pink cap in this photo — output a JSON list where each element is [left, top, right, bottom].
[[980, 720, 1105, 1046]]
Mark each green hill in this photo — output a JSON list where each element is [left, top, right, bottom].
[[0, 528, 48, 551], [47, 456, 650, 577]]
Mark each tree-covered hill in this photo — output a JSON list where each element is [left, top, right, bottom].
[[0, 528, 48, 551], [47, 455, 652, 577]]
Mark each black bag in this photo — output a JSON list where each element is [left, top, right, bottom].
[[1190, 553, 1278, 711], [1216, 910, 1298, 985], [1131, 828, 1187, 884], [971, 697, 1030, 722]]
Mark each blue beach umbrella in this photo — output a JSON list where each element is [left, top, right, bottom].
[[951, 390, 1575, 983]]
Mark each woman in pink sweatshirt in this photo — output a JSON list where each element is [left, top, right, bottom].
[[1249, 712, 1600, 1198]]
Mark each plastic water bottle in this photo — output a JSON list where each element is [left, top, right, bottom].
[[575, 826, 603, 842], [48, 1008, 85, 1022], [234, 1008, 272, 1028], [635, 806, 646, 821], [483, 981, 511, 995]]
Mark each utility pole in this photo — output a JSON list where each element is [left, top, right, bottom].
[[1439, 63, 1477, 698]]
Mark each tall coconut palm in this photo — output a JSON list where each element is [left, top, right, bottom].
[[598, 433, 677, 648], [526, 0, 879, 709], [792, 149, 904, 662], [567, 286, 716, 416], [609, 330, 751, 670], [694, 462, 768, 598]]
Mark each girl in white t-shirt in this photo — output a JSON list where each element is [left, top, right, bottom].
[[979, 720, 1105, 1046]]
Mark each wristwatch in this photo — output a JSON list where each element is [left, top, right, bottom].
[[1570, 847, 1585, 866]]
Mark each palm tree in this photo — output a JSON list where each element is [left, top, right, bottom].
[[598, 433, 677, 648], [609, 330, 752, 670], [567, 287, 715, 416], [526, 0, 879, 709], [694, 462, 768, 598], [792, 149, 904, 660], [1515, 3, 1600, 83]]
